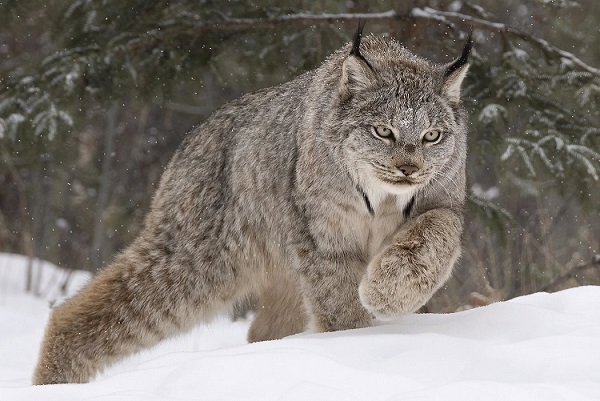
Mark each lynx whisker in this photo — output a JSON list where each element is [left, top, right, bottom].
[[429, 173, 455, 209]]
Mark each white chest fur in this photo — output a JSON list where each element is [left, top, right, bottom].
[[363, 192, 413, 259], [328, 188, 414, 261]]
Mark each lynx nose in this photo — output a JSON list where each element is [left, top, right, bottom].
[[399, 164, 419, 176]]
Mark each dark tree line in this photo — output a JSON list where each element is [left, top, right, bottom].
[[1, 0, 598, 310]]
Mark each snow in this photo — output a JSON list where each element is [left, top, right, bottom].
[[478, 103, 507, 124], [1, 253, 600, 400]]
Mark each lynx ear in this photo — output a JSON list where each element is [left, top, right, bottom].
[[340, 22, 377, 100], [442, 32, 472, 103]]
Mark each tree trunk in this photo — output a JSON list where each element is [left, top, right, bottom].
[[91, 102, 119, 271], [1, 143, 35, 292]]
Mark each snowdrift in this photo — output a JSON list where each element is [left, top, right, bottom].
[[0, 253, 599, 400]]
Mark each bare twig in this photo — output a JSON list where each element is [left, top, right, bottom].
[[540, 255, 600, 292], [164, 11, 416, 41], [142, 10, 411, 39]]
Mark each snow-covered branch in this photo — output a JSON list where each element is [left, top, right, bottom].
[[412, 7, 600, 77], [174, 10, 408, 32], [165, 7, 600, 78]]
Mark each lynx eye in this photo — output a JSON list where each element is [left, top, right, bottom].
[[373, 125, 393, 139], [423, 129, 442, 143]]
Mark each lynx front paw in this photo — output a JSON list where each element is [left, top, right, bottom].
[[358, 240, 442, 320]]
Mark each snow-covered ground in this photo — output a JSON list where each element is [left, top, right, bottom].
[[1, 253, 599, 400]]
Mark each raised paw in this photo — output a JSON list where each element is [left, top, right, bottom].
[[358, 240, 448, 320]]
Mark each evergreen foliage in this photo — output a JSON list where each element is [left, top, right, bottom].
[[0, 0, 598, 307]]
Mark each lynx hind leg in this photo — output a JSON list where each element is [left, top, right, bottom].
[[247, 270, 306, 342], [33, 238, 251, 385]]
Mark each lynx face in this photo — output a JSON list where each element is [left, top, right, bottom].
[[342, 89, 461, 197], [336, 32, 470, 200]]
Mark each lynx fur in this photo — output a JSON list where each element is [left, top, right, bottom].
[[33, 27, 471, 384]]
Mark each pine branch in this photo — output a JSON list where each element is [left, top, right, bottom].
[[136, 7, 600, 79], [35, 7, 598, 89], [413, 7, 600, 77]]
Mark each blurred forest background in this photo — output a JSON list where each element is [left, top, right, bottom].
[[0, 0, 598, 312]]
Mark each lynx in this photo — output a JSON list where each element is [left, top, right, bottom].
[[33, 26, 471, 384]]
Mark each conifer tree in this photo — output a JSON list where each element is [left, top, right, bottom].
[[1, 0, 598, 305]]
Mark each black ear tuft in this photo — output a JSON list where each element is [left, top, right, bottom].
[[349, 20, 373, 71], [340, 21, 377, 99], [350, 20, 366, 58], [445, 30, 473, 78]]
